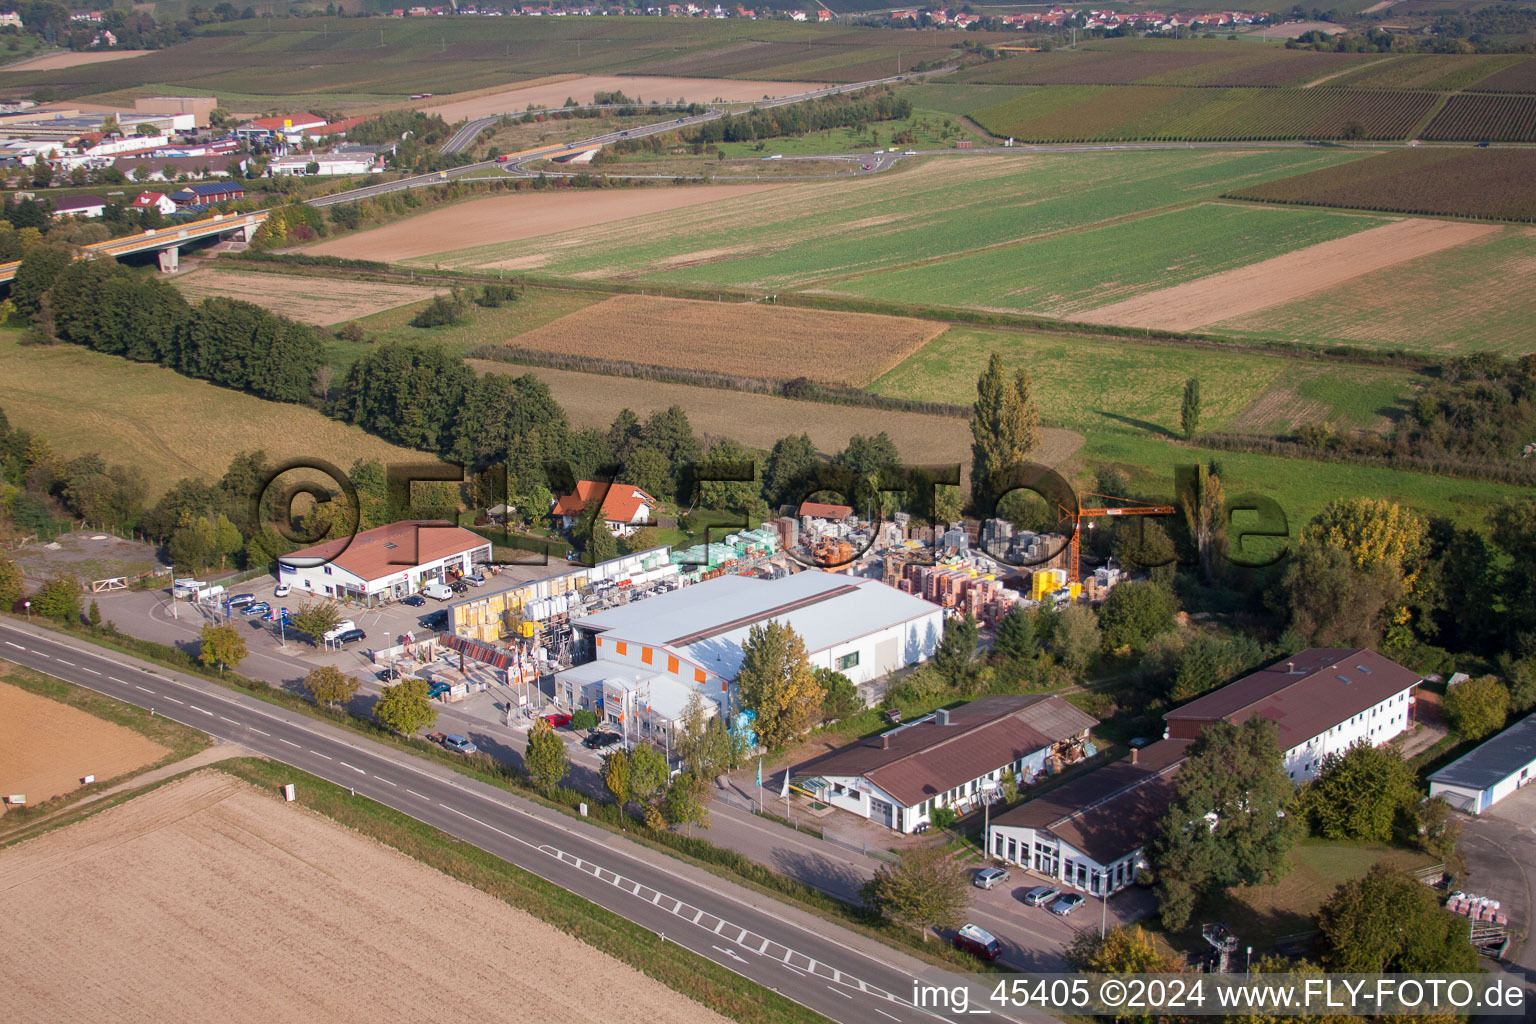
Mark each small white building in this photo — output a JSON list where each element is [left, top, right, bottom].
[[128, 190, 176, 216], [1430, 712, 1536, 814], [268, 153, 383, 176], [791, 695, 1097, 833], [556, 570, 943, 730], [51, 193, 107, 218], [1162, 647, 1420, 783], [279, 520, 492, 607], [552, 480, 659, 538]]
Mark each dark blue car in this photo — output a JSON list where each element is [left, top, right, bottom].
[[402, 595, 426, 607]]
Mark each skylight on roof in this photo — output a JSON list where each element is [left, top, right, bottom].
[[1356, 664, 1372, 673], [383, 542, 398, 549], [1336, 674, 1351, 683]]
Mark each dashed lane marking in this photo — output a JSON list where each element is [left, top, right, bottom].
[[3, 641, 23, 650], [340, 761, 364, 774], [311, 751, 332, 760], [189, 705, 213, 716], [135, 685, 153, 693]]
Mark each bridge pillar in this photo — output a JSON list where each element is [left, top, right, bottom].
[[158, 246, 180, 273], [235, 217, 257, 243]]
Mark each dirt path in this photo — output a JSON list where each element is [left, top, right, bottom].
[[0, 771, 734, 1024], [1079, 217, 1499, 332], [1303, 55, 1396, 88]]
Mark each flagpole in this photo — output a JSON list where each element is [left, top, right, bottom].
[[757, 758, 763, 813]]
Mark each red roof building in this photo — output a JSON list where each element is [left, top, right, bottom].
[[279, 520, 492, 605], [552, 481, 659, 537]]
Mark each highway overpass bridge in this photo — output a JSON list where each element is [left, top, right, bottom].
[[0, 210, 267, 283]]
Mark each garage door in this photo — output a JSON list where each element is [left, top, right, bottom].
[[870, 798, 895, 829]]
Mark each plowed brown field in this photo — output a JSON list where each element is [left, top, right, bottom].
[[0, 681, 167, 808], [507, 294, 945, 386], [0, 771, 734, 1024], [172, 269, 446, 326], [424, 76, 830, 121]]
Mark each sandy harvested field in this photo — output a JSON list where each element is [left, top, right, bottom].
[[306, 186, 780, 264], [0, 49, 153, 71], [507, 294, 944, 387], [0, 771, 734, 1024], [172, 269, 446, 327], [0, 681, 167, 808], [1080, 218, 1499, 331], [426, 76, 830, 121], [470, 361, 1082, 486]]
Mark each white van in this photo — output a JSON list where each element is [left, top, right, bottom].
[[422, 582, 454, 601], [323, 620, 357, 642]]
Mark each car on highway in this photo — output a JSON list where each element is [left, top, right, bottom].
[[242, 602, 270, 616], [332, 628, 367, 646], [441, 733, 479, 754], [953, 923, 1001, 961], [273, 584, 290, 598], [401, 595, 425, 607], [619, 130, 629, 136], [227, 593, 255, 609], [762, 153, 782, 160], [903, 149, 917, 156], [861, 164, 871, 170], [583, 731, 623, 751], [1049, 893, 1086, 916], [541, 712, 572, 728], [1477, 140, 1491, 147], [1021, 885, 1060, 907], [974, 866, 1010, 890]]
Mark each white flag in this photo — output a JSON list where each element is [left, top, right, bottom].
[[780, 771, 790, 800]]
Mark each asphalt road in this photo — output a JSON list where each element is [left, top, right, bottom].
[[0, 617, 1015, 1024]]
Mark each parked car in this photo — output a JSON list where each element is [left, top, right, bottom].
[[974, 866, 1010, 890], [227, 593, 255, 608], [1021, 885, 1060, 907], [422, 582, 453, 601], [333, 628, 366, 646], [1049, 893, 1086, 916], [421, 610, 448, 630], [465, 573, 485, 587], [273, 584, 290, 598], [953, 923, 1001, 961], [450, 580, 470, 594], [541, 713, 572, 728], [242, 602, 270, 616], [583, 731, 622, 751], [323, 620, 358, 642], [441, 733, 478, 754], [401, 594, 425, 607]]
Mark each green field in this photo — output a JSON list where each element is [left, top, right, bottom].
[[1327, 53, 1527, 92], [871, 326, 1419, 439], [411, 149, 1364, 289], [826, 202, 1387, 316]]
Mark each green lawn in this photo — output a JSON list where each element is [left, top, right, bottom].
[[611, 108, 971, 162], [871, 326, 1421, 437], [828, 202, 1387, 316], [418, 148, 1364, 288]]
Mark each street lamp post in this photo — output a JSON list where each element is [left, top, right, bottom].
[[23, 599, 30, 621], [981, 778, 1001, 856]]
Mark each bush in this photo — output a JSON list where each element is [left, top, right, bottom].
[[411, 289, 471, 328]]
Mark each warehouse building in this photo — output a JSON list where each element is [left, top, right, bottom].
[[1429, 712, 1536, 814], [280, 520, 490, 606], [790, 695, 1097, 833], [554, 570, 943, 744]]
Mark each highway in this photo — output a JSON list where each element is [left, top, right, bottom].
[[0, 616, 1006, 1024]]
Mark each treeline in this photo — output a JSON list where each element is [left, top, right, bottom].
[[18, 249, 324, 404], [693, 89, 912, 144], [350, 109, 452, 147]]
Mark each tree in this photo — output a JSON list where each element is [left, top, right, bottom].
[[859, 846, 970, 940], [1304, 742, 1417, 843], [1097, 581, 1176, 653], [12, 243, 72, 318], [303, 664, 360, 708], [629, 742, 670, 827], [0, 555, 22, 610], [525, 719, 568, 794], [1318, 862, 1476, 973], [931, 613, 979, 685], [1053, 604, 1101, 674], [289, 602, 342, 644], [816, 667, 860, 721], [734, 620, 824, 750], [762, 432, 818, 509], [694, 437, 761, 518], [1443, 675, 1509, 740], [1067, 925, 1183, 973], [663, 771, 710, 833], [970, 352, 1041, 508], [583, 518, 620, 566], [1180, 462, 1227, 584], [198, 623, 247, 674], [32, 575, 81, 623], [571, 708, 599, 732], [1305, 497, 1427, 574], [991, 605, 1037, 665], [1415, 796, 1464, 877], [374, 677, 437, 735], [1150, 717, 1298, 931], [87, 599, 101, 628], [1276, 543, 1405, 649], [1180, 377, 1200, 439], [601, 749, 632, 813]]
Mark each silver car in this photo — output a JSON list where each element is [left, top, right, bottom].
[[974, 866, 1011, 890], [1021, 885, 1060, 907]]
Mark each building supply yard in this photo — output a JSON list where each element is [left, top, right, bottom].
[[0, 770, 735, 1024]]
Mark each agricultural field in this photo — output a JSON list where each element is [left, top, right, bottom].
[[0, 771, 737, 1024], [0, 679, 168, 810], [427, 76, 830, 121], [824, 202, 1388, 316], [952, 42, 1384, 88], [1466, 56, 1536, 93], [306, 185, 781, 265], [604, 109, 975, 163], [413, 149, 1366, 287], [1079, 218, 1498, 332], [968, 86, 1439, 142], [1328, 53, 1527, 92], [171, 267, 447, 327], [466, 360, 1084, 482], [1224, 148, 1536, 222], [502, 294, 944, 387], [1211, 225, 1536, 356], [869, 325, 1420, 438], [0, 330, 445, 495], [1421, 93, 1536, 143]]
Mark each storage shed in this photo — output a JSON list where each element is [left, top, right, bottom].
[[1429, 712, 1536, 814]]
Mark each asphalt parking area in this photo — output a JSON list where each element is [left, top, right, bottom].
[[1458, 783, 1536, 971]]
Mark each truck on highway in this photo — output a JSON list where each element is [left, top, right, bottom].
[[496, 155, 511, 163]]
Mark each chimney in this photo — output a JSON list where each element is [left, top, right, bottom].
[[880, 733, 890, 749], [936, 708, 951, 727], [1131, 747, 1138, 765], [1287, 661, 1295, 674]]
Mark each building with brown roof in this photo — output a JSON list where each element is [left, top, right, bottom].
[[988, 737, 1189, 896], [789, 695, 1097, 832], [279, 520, 492, 606], [552, 480, 658, 538]]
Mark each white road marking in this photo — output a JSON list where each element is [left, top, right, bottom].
[[407, 789, 429, 799], [375, 777, 396, 786], [782, 962, 806, 977], [691, 909, 704, 923], [82, 667, 100, 675], [827, 986, 852, 999], [135, 685, 153, 693], [189, 705, 213, 716], [712, 945, 746, 963], [110, 677, 129, 684], [311, 751, 332, 760], [279, 738, 300, 747], [340, 761, 364, 774], [163, 696, 183, 704], [875, 1010, 900, 1021], [57, 659, 75, 666], [250, 727, 269, 736], [220, 716, 239, 724], [3, 641, 23, 649]]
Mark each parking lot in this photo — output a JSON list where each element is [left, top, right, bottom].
[[1459, 782, 1536, 972]]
